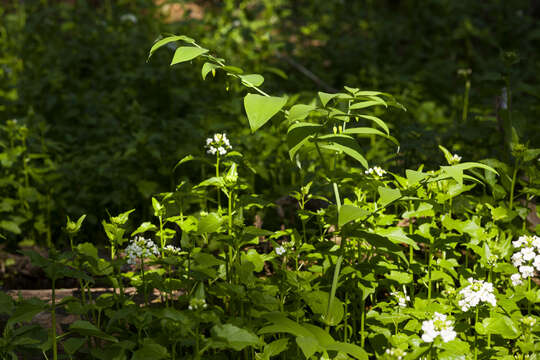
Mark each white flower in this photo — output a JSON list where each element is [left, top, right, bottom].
[[205, 133, 232, 156], [125, 236, 160, 265], [164, 245, 182, 255], [519, 265, 535, 278], [275, 246, 286, 256], [120, 13, 138, 23], [391, 289, 410, 308], [458, 278, 496, 312], [521, 247, 536, 261], [513, 235, 529, 249], [512, 252, 524, 267], [521, 316, 537, 328], [450, 154, 462, 164], [421, 312, 456, 343], [188, 298, 207, 311], [365, 166, 386, 177], [385, 348, 407, 360], [534, 255, 540, 271], [532, 236, 540, 250], [511, 273, 523, 286]]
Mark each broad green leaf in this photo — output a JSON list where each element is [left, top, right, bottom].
[[63, 337, 86, 355], [296, 336, 320, 359], [202, 62, 219, 80], [198, 212, 221, 233], [131, 222, 158, 237], [349, 100, 386, 110], [318, 92, 340, 107], [131, 342, 168, 360], [286, 122, 322, 160], [325, 342, 368, 360], [378, 186, 401, 207], [288, 104, 317, 122], [69, 320, 118, 342], [387, 270, 413, 284], [339, 204, 369, 227], [192, 252, 224, 268], [303, 291, 344, 326], [147, 35, 195, 59], [0, 220, 21, 234], [378, 227, 419, 250], [343, 127, 398, 145], [0, 291, 14, 315], [405, 169, 429, 186], [244, 94, 287, 132], [222, 65, 244, 74], [317, 134, 368, 168], [211, 324, 262, 351], [258, 315, 313, 338], [240, 74, 265, 87], [170, 46, 208, 65], [475, 316, 520, 339], [263, 338, 289, 358], [356, 115, 389, 134], [110, 209, 135, 225]]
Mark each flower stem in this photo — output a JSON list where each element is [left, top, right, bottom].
[[474, 306, 479, 360]]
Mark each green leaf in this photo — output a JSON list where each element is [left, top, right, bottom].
[[349, 100, 386, 110], [63, 337, 86, 355], [0, 220, 21, 234], [202, 62, 219, 80], [475, 316, 520, 339], [303, 291, 344, 326], [148, 35, 195, 59], [316, 134, 368, 168], [211, 324, 262, 351], [378, 186, 401, 207], [131, 342, 168, 360], [343, 127, 398, 145], [339, 204, 369, 227], [69, 320, 118, 342], [356, 115, 389, 135], [0, 291, 14, 315], [286, 122, 322, 160], [131, 222, 158, 237], [288, 104, 317, 122], [244, 94, 287, 132], [263, 338, 289, 358], [405, 169, 429, 186], [296, 336, 320, 358], [170, 46, 208, 65], [318, 92, 340, 107], [240, 74, 265, 87], [198, 212, 221, 234], [325, 342, 368, 360], [387, 270, 413, 284]]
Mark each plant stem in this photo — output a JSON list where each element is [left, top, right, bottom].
[[216, 154, 221, 212], [462, 78, 470, 123], [509, 163, 519, 210], [51, 279, 57, 360], [474, 306, 479, 360], [140, 258, 148, 307]]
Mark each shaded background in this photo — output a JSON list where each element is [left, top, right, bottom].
[[1, 0, 539, 248]]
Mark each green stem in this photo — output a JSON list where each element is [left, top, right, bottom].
[[51, 279, 57, 360], [474, 306, 479, 360], [509, 163, 519, 210], [462, 79, 470, 123], [428, 242, 432, 301], [216, 155, 221, 212], [140, 258, 148, 307], [360, 296, 365, 347]]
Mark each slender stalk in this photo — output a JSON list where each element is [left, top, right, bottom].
[[509, 164, 519, 210], [51, 279, 57, 360], [474, 306, 479, 360], [428, 242, 432, 301], [216, 154, 221, 212], [462, 78, 470, 123], [360, 296, 365, 347], [140, 258, 148, 306]]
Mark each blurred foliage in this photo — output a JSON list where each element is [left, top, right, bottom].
[[1, 0, 539, 247]]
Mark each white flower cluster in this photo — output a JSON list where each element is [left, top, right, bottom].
[[385, 348, 407, 360], [421, 312, 457, 343], [521, 316, 537, 328], [391, 288, 410, 308], [364, 166, 386, 177], [449, 154, 462, 164], [275, 246, 286, 256], [125, 236, 159, 265], [188, 298, 208, 311], [164, 245, 182, 255], [458, 278, 496, 311], [205, 133, 232, 156], [511, 235, 540, 285]]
